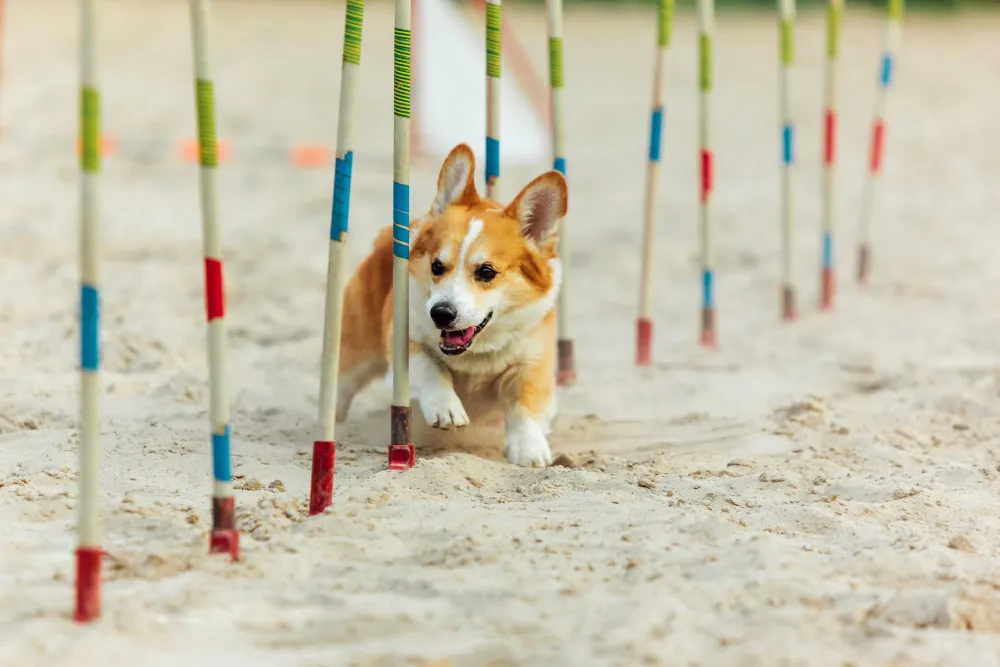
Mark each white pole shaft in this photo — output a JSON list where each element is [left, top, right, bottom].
[[391, 0, 411, 418], [638, 0, 671, 320], [78, 0, 100, 549], [546, 0, 574, 383], [485, 0, 500, 199], [778, 0, 795, 291], [318, 0, 363, 443], [858, 18, 901, 247], [189, 0, 232, 501], [698, 0, 714, 332]]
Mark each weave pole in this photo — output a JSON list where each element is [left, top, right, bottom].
[[309, 0, 364, 516], [389, 0, 415, 470], [75, 0, 102, 624], [189, 0, 238, 559], [777, 0, 796, 321], [820, 0, 842, 309], [485, 0, 500, 199], [857, 0, 903, 284], [546, 0, 575, 385], [697, 0, 716, 347], [636, 0, 674, 366]]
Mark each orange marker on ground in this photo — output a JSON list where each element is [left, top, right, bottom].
[[289, 143, 333, 168]]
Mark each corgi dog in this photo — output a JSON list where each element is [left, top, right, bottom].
[[335, 143, 568, 468]]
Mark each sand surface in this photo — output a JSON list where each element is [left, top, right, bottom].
[[3, 1, 1000, 665]]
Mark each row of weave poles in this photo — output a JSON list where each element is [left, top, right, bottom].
[[72, 0, 573, 623], [636, 0, 904, 362], [72, 0, 903, 622]]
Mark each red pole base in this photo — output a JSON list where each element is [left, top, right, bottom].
[[557, 339, 577, 386], [700, 308, 717, 348], [389, 405, 415, 470], [209, 529, 240, 560], [308, 440, 336, 516], [636, 318, 653, 366], [74, 546, 102, 623], [857, 244, 870, 284], [820, 267, 835, 310], [209, 496, 239, 561], [781, 286, 798, 322], [388, 444, 415, 470]]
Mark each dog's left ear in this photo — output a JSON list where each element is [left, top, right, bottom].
[[505, 171, 568, 244]]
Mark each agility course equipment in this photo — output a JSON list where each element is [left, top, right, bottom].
[[546, 0, 576, 385], [485, 0, 501, 198], [820, 0, 842, 309], [310, 0, 363, 516], [635, 0, 674, 367], [75, 0, 102, 624], [190, 0, 238, 560], [778, 0, 796, 321], [858, 0, 903, 284], [697, 0, 716, 347], [307, 0, 550, 507], [389, 0, 416, 470]]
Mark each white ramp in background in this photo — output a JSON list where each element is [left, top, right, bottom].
[[415, 0, 550, 170]]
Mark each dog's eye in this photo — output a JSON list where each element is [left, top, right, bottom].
[[475, 264, 497, 283], [431, 259, 446, 276]]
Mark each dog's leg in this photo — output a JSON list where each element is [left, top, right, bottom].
[[500, 364, 555, 468], [412, 347, 469, 430]]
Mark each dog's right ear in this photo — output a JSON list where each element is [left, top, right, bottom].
[[429, 144, 479, 215]]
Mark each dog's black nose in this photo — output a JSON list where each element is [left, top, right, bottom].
[[430, 303, 458, 329]]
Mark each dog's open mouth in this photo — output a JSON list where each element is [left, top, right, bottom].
[[439, 311, 493, 355]]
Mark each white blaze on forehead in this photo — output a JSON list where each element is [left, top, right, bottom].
[[437, 246, 451, 264], [460, 218, 484, 266]]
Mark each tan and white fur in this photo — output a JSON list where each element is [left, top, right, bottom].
[[335, 143, 568, 467]]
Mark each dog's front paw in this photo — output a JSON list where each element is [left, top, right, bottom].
[[505, 419, 553, 468], [419, 389, 470, 430]]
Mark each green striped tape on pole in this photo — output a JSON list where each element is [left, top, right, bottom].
[[888, 0, 904, 21], [699, 34, 712, 92], [343, 0, 364, 65], [393, 29, 411, 118], [80, 87, 101, 173], [195, 79, 218, 168], [486, 3, 501, 79], [826, 1, 842, 59], [658, 0, 675, 48], [548, 38, 563, 89], [780, 18, 794, 66]]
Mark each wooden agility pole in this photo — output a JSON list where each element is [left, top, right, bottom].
[[697, 0, 716, 347], [778, 0, 797, 321], [189, 0, 238, 559], [485, 0, 500, 199], [636, 0, 675, 366], [75, 0, 103, 624], [310, 0, 364, 516], [820, 0, 842, 309], [389, 0, 415, 470], [546, 0, 575, 385], [857, 0, 903, 284]]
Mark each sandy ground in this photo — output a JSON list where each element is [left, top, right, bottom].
[[3, 0, 1000, 665]]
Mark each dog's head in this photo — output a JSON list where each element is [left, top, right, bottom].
[[410, 143, 568, 357]]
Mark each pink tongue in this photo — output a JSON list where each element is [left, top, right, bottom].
[[444, 327, 476, 346]]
